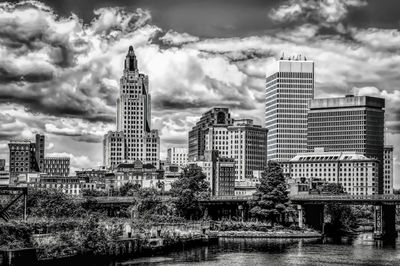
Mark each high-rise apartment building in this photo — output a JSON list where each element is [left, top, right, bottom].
[[265, 58, 314, 161], [188, 108, 233, 161], [204, 119, 268, 181], [307, 95, 385, 193], [166, 147, 188, 167], [383, 145, 394, 194], [104, 46, 160, 168]]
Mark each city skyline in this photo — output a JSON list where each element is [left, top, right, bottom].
[[0, 1, 399, 186]]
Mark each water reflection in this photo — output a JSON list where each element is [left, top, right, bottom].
[[70, 233, 400, 266]]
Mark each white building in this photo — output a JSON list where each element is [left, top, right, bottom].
[[383, 145, 394, 194], [103, 131, 125, 169], [204, 119, 268, 181], [104, 46, 160, 168], [166, 147, 188, 167], [281, 149, 379, 195], [265, 57, 314, 161]]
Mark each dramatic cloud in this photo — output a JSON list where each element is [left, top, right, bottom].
[[0, 1, 399, 184]]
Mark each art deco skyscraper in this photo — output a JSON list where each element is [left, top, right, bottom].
[[265, 58, 314, 162], [104, 46, 159, 168]]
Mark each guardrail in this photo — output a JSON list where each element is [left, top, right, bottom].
[[290, 194, 400, 202]]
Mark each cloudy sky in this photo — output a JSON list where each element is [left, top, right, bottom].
[[0, 0, 399, 185]]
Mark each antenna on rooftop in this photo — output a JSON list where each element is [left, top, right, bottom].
[[280, 52, 284, 60]]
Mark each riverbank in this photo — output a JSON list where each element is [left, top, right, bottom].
[[217, 230, 322, 238]]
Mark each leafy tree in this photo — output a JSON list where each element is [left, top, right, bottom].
[[250, 161, 289, 225], [118, 182, 141, 196], [82, 189, 108, 197], [321, 183, 357, 232], [8, 188, 85, 219], [170, 166, 210, 219], [135, 188, 166, 215]]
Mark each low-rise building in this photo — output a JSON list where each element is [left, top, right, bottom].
[[43, 157, 70, 177], [115, 160, 163, 190], [33, 176, 82, 196], [0, 171, 10, 186], [166, 147, 188, 167], [281, 149, 379, 195], [191, 150, 235, 196]]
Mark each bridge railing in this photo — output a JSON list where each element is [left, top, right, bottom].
[[290, 194, 400, 201]]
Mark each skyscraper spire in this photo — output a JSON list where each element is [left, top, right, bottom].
[[124, 45, 138, 71]]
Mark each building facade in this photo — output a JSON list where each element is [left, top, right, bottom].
[[34, 176, 81, 196], [43, 157, 70, 177], [188, 108, 233, 161], [103, 131, 125, 169], [114, 160, 163, 189], [116, 46, 159, 166], [0, 159, 5, 171], [8, 140, 38, 180], [307, 95, 385, 193], [191, 150, 235, 196], [383, 145, 394, 194], [265, 58, 314, 162], [281, 149, 379, 195], [166, 147, 188, 167], [204, 119, 268, 181]]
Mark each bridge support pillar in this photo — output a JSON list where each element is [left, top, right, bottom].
[[304, 204, 324, 232], [374, 205, 397, 239], [297, 205, 304, 229]]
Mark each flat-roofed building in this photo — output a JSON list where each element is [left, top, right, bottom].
[[265, 58, 314, 161], [167, 147, 188, 167], [281, 149, 379, 195], [383, 145, 394, 194], [191, 150, 235, 196], [103, 131, 125, 169], [307, 95, 385, 193], [204, 119, 268, 181], [43, 157, 70, 177]]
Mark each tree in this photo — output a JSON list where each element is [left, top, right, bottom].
[[250, 161, 289, 225], [81, 189, 107, 197], [8, 188, 85, 219], [321, 183, 357, 233], [135, 188, 166, 215], [118, 182, 141, 196], [170, 166, 210, 219]]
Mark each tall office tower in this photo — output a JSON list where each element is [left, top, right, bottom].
[[265, 58, 314, 162], [35, 134, 45, 172], [188, 108, 233, 161], [166, 147, 188, 167], [383, 145, 394, 194], [115, 46, 160, 166], [103, 131, 125, 169], [204, 119, 268, 181], [307, 95, 385, 193]]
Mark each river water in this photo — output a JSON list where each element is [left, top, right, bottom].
[[110, 233, 400, 266]]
